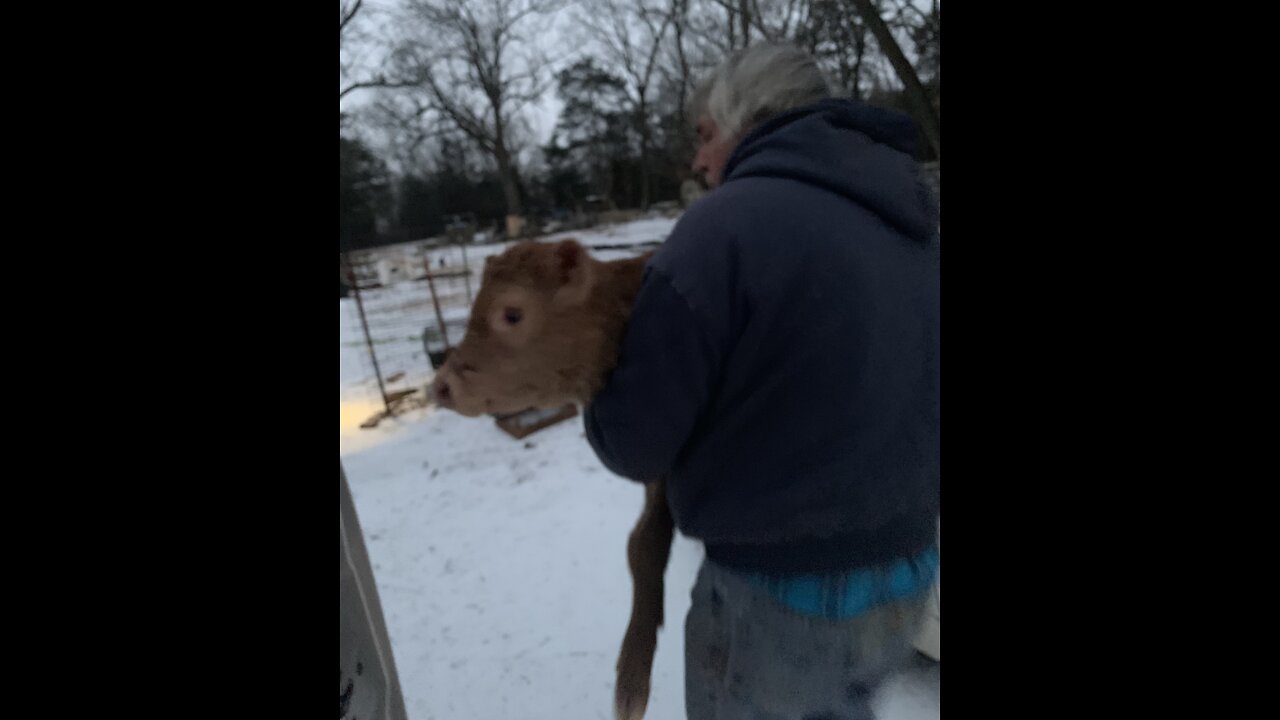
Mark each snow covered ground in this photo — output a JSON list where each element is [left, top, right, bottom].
[[341, 216, 940, 719]]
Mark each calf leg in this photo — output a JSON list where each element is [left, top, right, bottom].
[[615, 477, 675, 720]]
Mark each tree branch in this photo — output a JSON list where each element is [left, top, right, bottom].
[[847, 0, 939, 156], [341, 76, 420, 100], [341, 0, 364, 34]]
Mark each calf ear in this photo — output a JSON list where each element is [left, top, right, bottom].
[[552, 239, 593, 306]]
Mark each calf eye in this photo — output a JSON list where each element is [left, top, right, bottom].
[[504, 307, 523, 325]]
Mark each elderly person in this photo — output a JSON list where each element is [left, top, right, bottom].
[[584, 42, 939, 719]]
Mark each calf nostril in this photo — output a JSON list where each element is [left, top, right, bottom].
[[435, 380, 452, 404]]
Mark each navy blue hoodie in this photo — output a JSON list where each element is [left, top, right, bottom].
[[585, 98, 940, 574]]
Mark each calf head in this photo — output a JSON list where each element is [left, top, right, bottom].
[[432, 239, 622, 416]]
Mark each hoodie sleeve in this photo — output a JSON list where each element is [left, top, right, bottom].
[[584, 265, 718, 483]]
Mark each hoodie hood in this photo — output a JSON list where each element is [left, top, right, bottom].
[[723, 98, 938, 243]]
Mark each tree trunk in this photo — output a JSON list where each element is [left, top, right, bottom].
[[492, 103, 524, 232], [848, 0, 940, 158], [638, 92, 651, 210], [494, 143, 524, 236], [674, 0, 691, 126], [727, 2, 736, 49], [853, 20, 867, 99]]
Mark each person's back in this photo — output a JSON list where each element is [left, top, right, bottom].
[[585, 43, 939, 719], [648, 97, 939, 575]]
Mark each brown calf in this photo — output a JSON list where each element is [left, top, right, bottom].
[[432, 239, 671, 720]]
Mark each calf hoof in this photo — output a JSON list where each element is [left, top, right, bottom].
[[614, 672, 650, 720]]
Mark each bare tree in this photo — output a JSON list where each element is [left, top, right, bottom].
[[743, 0, 805, 42], [669, 0, 693, 120], [360, 91, 452, 177], [681, 0, 809, 66], [580, 0, 674, 210], [389, 0, 562, 236], [709, 0, 784, 46], [341, 0, 362, 33], [341, 0, 417, 101], [885, 0, 939, 104], [703, 0, 749, 49], [808, 0, 871, 98], [848, 0, 939, 157]]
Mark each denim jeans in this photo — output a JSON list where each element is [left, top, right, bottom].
[[685, 558, 929, 720]]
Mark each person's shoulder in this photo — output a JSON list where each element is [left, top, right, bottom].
[[668, 190, 732, 237], [659, 180, 769, 246], [678, 177, 788, 221], [642, 193, 750, 308], [654, 193, 734, 267]]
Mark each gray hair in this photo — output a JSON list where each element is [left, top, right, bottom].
[[689, 43, 836, 139]]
